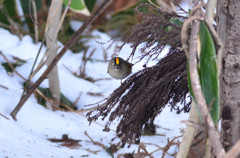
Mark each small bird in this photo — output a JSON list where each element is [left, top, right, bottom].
[[107, 57, 133, 80]]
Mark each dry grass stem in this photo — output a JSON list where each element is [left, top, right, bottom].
[[0, 84, 8, 89], [84, 131, 105, 149], [30, 0, 39, 43], [82, 148, 100, 154], [181, 120, 203, 131], [0, 113, 10, 120]]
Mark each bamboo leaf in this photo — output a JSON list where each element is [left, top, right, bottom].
[[63, 0, 90, 16], [199, 22, 219, 124], [187, 22, 219, 124], [84, 0, 96, 13]]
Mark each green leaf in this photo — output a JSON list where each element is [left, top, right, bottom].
[[36, 87, 77, 110], [63, 0, 84, 10], [63, 0, 90, 16], [84, 0, 96, 13], [169, 18, 183, 26], [0, 0, 19, 24], [2, 59, 26, 73], [199, 22, 219, 124]]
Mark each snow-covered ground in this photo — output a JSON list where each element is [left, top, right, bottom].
[[0, 25, 188, 158]]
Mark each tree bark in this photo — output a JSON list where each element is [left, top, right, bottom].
[[217, 0, 240, 154]]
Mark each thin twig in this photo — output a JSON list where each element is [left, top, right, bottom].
[[84, 131, 105, 149], [0, 52, 26, 80], [10, 0, 113, 121], [0, 51, 58, 109], [79, 105, 102, 112], [82, 148, 100, 154], [36, 88, 59, 110], [29, 38, 46, 80], [181, 120, 203, 131], [73, 92, 82, 105], [0, 113, 9, 120], [29, 57, 47, 80], [0, 84, 8, 89], [79, 48, 96, 77], [0, 22, 11, 29], [138, 143, 153, 158], [224, 140, 240, 158], [170, 0, 188, 14]]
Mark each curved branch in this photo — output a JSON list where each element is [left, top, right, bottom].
[[188, 0, 225, 157]]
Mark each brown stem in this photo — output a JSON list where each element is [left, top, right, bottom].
[[10, 0, 113, 121]]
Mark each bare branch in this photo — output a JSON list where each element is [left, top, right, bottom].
[[10, 0, 113, 121], [181, 15, 202, 58], [84, 131, 105, 149], [0, 113, 9, 120], [0, 84, 8, 89]]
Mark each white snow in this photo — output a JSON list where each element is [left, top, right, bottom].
[[0, 26, 188, 158]]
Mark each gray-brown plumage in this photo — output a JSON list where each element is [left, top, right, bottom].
[[107, 57, 133, 80]]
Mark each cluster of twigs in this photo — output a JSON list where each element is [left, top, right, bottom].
[[87, 47, 190, 146], [116, 3, 187, 63], [5, 0, 240, 157], [85, 130, 182, 158], [9, 0, 114, 121], [86, 2, 191, 147]]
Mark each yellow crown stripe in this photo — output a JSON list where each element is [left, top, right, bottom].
[[115, 57, 120, 65]]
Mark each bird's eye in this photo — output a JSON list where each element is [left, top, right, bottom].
[[112, 63, 120, 69]]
